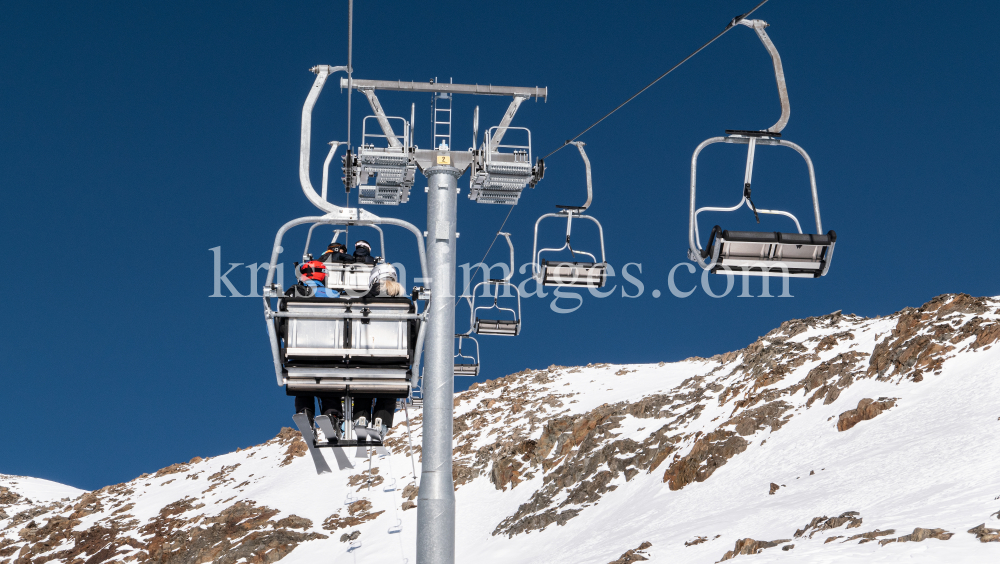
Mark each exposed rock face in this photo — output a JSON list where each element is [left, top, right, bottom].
[[719, 537, 791, 560], [3, 293, 997, 563], [968, 523, 1000, 542], [878, 527, 954, 545], [837, 398, 897, 432], [868, 294, 999, 381], [322, 499, 384, 532], [794, 512, 864, 538], [607, 540, 652, 563], [0, 431, 335, 564], [7, 493, 325, 564], [0, 489, 21, 506], [388, 293, 1000, 539]]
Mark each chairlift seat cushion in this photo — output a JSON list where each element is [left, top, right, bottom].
[[540, 260, 607, 288], [707, 228, 837, 277], [453, 364, 480, 377], [474, 318, 520, 336], [721, 230, 835, 246]]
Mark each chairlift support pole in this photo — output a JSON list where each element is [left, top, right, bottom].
[[419, 164, 460, 564], [328, 74, 546, 564]]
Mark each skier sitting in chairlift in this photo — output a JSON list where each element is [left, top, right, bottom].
[[319, 242, 352, 263], [285, 261, 340, 298], [365, 262, 404, 298], [352, 240, 376, 265]]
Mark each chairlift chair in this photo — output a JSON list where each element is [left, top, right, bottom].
[[353, 114, 416, 205], [469, 98, 545, 204], [453, 334, 480, 377], [265, 65, 432, 403], [471, 232, 522, 336], [687, 19, 836, 278], [269, 219, 424, 398], [532, 142, 608, 288]]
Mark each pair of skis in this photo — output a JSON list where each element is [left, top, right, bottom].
[[292, 413, 389, 472]]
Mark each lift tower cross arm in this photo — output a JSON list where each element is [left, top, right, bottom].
[[340, 78, 547, 100]]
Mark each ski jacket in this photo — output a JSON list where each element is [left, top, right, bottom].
[[319, 250, 354, 263], [353, 248, 375, 265]]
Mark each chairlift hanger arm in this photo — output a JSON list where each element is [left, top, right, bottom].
[[569, 142, 593, 210], [499, 232, 514, 282], [300, 65, 379, 221], [341, 78, 547, 100], [737, 19, 789, 134], [321, 142, 343, 201]]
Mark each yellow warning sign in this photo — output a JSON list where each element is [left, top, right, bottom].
[[436, 154, 451, 165]]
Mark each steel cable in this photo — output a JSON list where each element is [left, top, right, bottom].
[[541, 0, 771, 160], [460, 0, 772, 303]]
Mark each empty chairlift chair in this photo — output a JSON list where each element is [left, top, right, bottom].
[[532, 142, 608, 288], [469, 97, 545, 205], [687, 18, 836, 278], [472, 232, 522, 336], [453, 334, 480, 377]]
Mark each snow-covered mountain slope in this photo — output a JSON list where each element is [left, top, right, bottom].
[[2, 293, 999, 563]]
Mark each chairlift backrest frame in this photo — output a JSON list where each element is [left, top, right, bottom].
[[301, 225, 387, 263]]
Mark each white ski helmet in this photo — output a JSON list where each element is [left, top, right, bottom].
[[369, 262, 397, 287]]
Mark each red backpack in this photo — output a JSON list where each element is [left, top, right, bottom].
[[299, 260, 327, 282]]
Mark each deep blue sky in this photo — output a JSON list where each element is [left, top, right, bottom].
[[2, 1, 997, 490]]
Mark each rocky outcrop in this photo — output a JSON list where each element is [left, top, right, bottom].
[[868, 294, 999, 381], [719, 538, 791, 560], [794, 512, 864, 538], [878, 527, 953, 545], [968, 523, 1000, 542], [322, 500, 384, 532], [0, 489, 21, 506], [8, 495, 325, 564], [662, 431, 747, 490], [837, 398, 897, 432], [607, 540, 652, 563], [409, 294, 1000, 539]]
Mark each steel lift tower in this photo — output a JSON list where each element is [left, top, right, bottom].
[[339, 76, 546, 563]]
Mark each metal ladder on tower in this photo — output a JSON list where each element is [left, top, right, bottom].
[[433, 78, 452, 150]]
